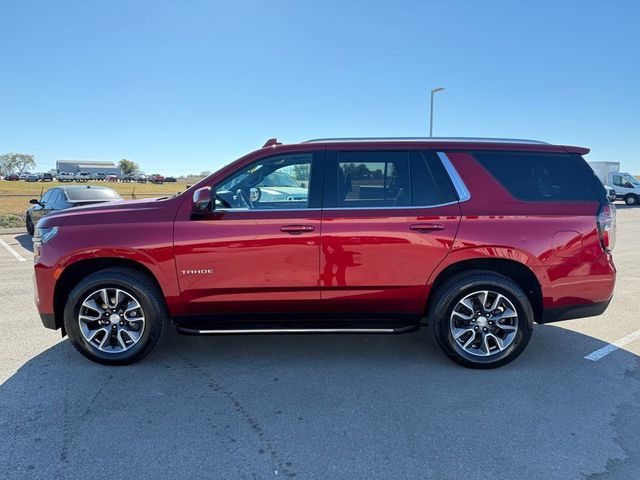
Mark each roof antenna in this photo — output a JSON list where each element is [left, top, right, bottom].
[[262, 138, 282, 148]]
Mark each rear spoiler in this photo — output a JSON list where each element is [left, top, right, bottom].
[[562, 145, 590, 155]]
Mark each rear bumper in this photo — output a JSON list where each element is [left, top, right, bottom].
[[538, 297, 612, 324], [534, 251, 616, 312]]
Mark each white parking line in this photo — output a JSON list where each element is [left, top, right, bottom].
[[584, 329, 640, 361], [0, 238, 26, 262]]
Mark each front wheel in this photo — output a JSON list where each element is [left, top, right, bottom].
[[64, 268, 168, 365], [428, 271, 534, 369], [624, 194, 638, 206]]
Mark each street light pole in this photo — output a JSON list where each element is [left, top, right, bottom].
[[429, 87, 445, 137]]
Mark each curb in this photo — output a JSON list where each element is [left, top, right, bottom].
[[0, 228, 27, 235]]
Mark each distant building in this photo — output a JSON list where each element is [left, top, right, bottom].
[[56, 160, 121, 175]]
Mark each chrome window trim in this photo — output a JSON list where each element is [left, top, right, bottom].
[[437, 152, 471, 203], [216, 202, 459, 213], [303, 137, 548, 145], [215, 207, 321, 213], [322, 201, 459, 211]]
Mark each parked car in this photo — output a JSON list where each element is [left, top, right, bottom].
[[251, 171, 308, 202], [33, 137, 616, 368], [4, 173, 20, 181], [26, 185, 122, 235], [94, 172, 107, 181], [26, 172, 41, 182], [75, 172, 93, 182], [164, 176, 177, 183], [121, 174, 135, 183], [58, 172, 76, 182], [18, 172, 29, 180], [107, 173, 119, 182], [41, 172, 54, 182], [148, 174, 164, 184], [136, 174, 147, 183]]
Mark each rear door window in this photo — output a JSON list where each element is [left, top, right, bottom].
[[410, 150, 458, 205], [472, 151, 602, 202], [47, 190, 61, 209], [325, 150, 458, 208], [335, 151, 410, 208]]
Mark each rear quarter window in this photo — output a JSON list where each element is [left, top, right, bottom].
[[471, 151, 603, 202]]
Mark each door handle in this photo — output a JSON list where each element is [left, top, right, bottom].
[[409, 223, 445, 232], [280, 224, 315, 234]]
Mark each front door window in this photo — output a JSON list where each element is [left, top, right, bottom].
[[216, 154, 313, 210]]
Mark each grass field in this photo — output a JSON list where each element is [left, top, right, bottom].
[[0, 180, 192, 228]]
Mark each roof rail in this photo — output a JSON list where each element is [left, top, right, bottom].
[[302, 137, 549, 145]]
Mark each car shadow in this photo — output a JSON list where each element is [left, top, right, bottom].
[[1, 326, 639, 478], [15, 233, 33, 252]]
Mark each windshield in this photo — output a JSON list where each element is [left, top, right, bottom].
[[66, 188, 121, 201], [623, 174, 640, 186]]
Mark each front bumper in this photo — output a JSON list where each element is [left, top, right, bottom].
[[39, 312, 58, 330], [33, 244, 60, 330]]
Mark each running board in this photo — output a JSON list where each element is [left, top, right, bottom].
[[176, 323, 418, 336]]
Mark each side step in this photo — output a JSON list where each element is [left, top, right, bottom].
[[176, 321, 419, 336]]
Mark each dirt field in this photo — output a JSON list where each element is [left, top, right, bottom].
[[0, 180, 193, 228]]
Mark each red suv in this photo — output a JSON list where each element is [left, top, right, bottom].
[[33, 137, 616, 368]]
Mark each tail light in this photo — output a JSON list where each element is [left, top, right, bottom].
[[597, 203, 616, 252]]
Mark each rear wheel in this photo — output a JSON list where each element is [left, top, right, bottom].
[[26, 215, 34, 235], [428, 271, 534, 369], [64, 268, 168, 365], [624, 194, 638, 206]]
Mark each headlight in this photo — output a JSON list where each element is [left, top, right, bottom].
[[33, 226, 58, 259], [34, 226, 59, 245]]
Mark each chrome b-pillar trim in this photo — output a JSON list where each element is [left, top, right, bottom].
[[437, 152, 471, 202]]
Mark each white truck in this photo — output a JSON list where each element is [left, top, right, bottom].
[[589, 161, 640, 206]]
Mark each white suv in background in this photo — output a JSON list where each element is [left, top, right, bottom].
[[58, 172, 75, 182], [75, 172, 93, 182]]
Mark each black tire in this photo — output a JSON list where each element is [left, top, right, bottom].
[[63, 267, 168, 365], [624, 194, 638, 206], [26, 215, 34, 236], [428, 271, 534, 369]]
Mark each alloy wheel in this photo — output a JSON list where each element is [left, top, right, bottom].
[[449, 290, 519, 357], [78, 288, 146, 353]]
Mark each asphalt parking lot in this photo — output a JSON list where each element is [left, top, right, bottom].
[[0, 209, 639, 480]]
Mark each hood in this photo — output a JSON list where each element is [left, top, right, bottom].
[[38, 198, 157, 227]]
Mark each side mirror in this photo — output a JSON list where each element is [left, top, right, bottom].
[[29, 199, 40, 205], [249, 186, 261, 203], [192, 186, 214, 213]]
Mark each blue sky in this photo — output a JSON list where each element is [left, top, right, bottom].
[[1, 0, 639, 176]]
